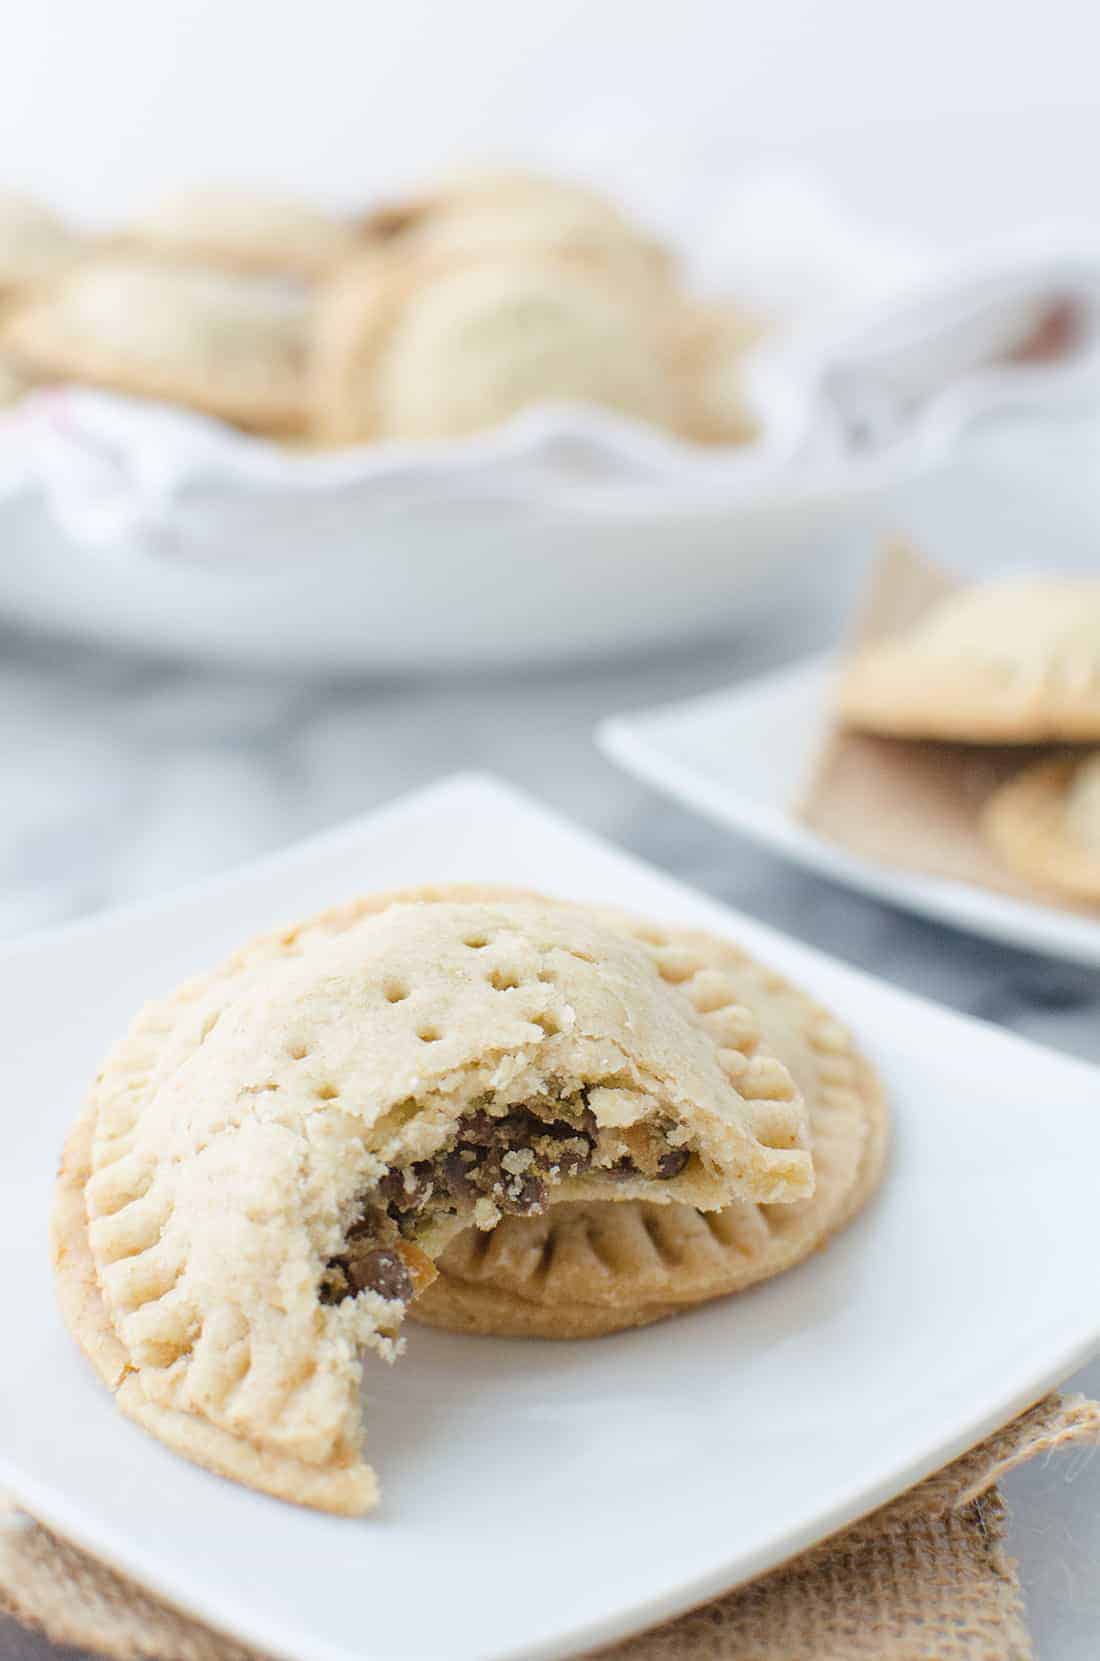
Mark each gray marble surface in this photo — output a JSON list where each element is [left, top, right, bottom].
[[2, 545, 1100, 1658]]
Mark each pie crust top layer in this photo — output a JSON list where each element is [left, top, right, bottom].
[[839, 578, 1100, 742], [52, 885, 811, 1513]]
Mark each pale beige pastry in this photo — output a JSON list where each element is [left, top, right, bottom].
[[125, 186, 360, 280], [3, 258, 308, 431], [415, 937, 886, 1338], [52, 885, 811, 1514], [839, 578, 1100, 743], [983, 751, 1100, 903], [364, 167, 674, 295], [0, 192, 84, 306], [312, 246, 689, 444]]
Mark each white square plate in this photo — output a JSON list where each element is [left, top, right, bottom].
[[600, 656, 1100, 968], [4, 773, 1100, 1661]]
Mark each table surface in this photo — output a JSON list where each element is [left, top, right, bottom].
[[2, 587, 1099, 1661]]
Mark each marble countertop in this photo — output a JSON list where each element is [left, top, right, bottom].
[[2, 588, 1099, 1660]]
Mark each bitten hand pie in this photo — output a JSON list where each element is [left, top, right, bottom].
[[51, 886, 811, 1514], [125, 186, 361, 281], [414, 930, 886, 1338], [838, 578, 1100, 743], [983, 752, 1100, 903], [4, 259, 308, 432], [311, 248, 690, 444]]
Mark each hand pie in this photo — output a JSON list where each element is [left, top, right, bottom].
[[3, 259, 308, 432], [983, 751, 1100, 903], [414, 933, 886, 1338], [312, 248, 689, 444], [0, 192, 84, 307], [125, 186, 360, 281], [52, 886, 811, 1513], [838, 578, 1100, 743]]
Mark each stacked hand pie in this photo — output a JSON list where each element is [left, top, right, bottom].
[[52, 885, 886, 1514], [839, 577, 1100, 903], [1, 171, 760, 444]]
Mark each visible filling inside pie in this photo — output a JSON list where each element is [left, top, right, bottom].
[[321, 1094, 692, 1308]]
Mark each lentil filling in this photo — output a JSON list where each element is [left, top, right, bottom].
[[321, 1096, 692, 1307]]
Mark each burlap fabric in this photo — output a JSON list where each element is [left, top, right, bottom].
[[2, 1395, 1096, 1661]]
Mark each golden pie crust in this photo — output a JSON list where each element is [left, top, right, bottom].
[[52, 885, 812, 1512]]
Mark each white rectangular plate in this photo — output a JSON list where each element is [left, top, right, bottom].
[[600, 656, 1100, 967], [3, 773, 1100, 1661]]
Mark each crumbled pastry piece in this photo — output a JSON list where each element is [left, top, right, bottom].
[[415, 932, 887, 1339], [51, 884, 811, 1513], [839, 578, 1100, 743], [125, 185, 361, 280], [3, 258, 308, 432], [312, 247, 691, 444], [0, 192, 84, 305], [982, 751, 1100, 903]]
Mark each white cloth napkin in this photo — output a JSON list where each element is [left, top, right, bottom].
[[3, 175, 1100, 564]]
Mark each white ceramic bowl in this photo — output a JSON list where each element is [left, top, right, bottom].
[[3, 234, 1098, 672], [0, 390, 890, 671]]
